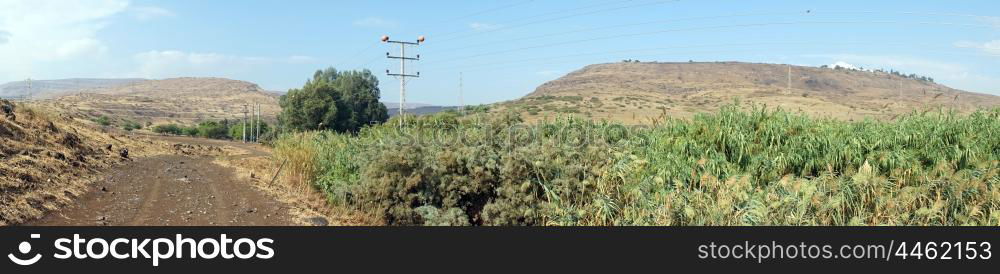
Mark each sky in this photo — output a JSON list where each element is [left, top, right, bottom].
[[1, 0, 999, 105]]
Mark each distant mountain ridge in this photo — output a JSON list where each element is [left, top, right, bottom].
[[0, 78, 145, 99], [37, 77, 280, 126], [500, 61, 1000, 123]]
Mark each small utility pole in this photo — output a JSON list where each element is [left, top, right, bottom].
[[242, 104, 248, 143], [383, 35, 425, 128], [786, 65, 791, 95], [459, 72, 464, 114], [256, 103, 261, 142], [251, 103, 257, 142], [25, 78, 31, 101], [898, 78, 903, 99]]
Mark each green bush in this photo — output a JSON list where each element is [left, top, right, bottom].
[[94, 116, 111, 126], [151, 124, 183, 135], [275, 105, 1000, 226], [229, 121, 271, 141], [122, 120, 142, 131]]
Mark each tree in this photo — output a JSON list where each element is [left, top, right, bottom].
[[279, 68, 388, 132], [229, 121, 270, 140]]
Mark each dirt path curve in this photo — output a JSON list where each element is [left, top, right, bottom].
[[32, 136, 293, 226]]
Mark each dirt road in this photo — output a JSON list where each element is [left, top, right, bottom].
[[32, 136, 294, 226]]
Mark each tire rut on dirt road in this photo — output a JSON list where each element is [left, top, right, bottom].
[[33, 153, 293, 226]]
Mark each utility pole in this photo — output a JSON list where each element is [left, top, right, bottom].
[[25, 78, 31, 102], [383, 35, 425, 128], [256, 103, 261, 142], [898, 78, 903, 99], [242, 104, 248, 143], [786, 65, 791, 95], [251, 103, 257, 143], [459, 72, 464, 115]]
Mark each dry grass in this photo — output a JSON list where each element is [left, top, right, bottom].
[[214, 141, 378, 225], [0, 100, 174, 225]]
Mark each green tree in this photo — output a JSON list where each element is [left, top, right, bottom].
[[195, 120, 230, 139], [228, 121, 270, 140], [279, 68, 388, 132], [152, 124, 183, 135]]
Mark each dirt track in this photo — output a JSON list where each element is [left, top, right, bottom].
[[32, 137, 294, 226]]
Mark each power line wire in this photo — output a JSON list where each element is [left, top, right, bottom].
[[423, 20, 994, 67], [424, 11, 805, 55], [436, 0, 679, 43], [432, 0, 638, 39]]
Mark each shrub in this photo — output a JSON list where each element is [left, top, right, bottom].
[[151, 124, 183, 135], [274, 105, 1000, 226], [94, 116, 111, 126]]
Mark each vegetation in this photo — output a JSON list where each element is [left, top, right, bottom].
[[273, 104, 1000, 226], [151, 120, 270, 141], [278, 67, 388, 133], [122, 120, 142, 131], [151, 124, 184, 135], [93, 115, 111, 126]]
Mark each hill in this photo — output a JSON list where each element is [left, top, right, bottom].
[[36, 77, 280, 127], [497, 61, 1000, 123], [0, 99, 165, 224], [0, 78, 145, 100]]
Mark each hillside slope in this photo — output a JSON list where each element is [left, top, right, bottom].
[[0, 99, 166, 224], [500, 62, 1000, 123], [38, 77, 280, 126]]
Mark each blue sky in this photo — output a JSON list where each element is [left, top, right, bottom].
[[1, 0, 999, 105]]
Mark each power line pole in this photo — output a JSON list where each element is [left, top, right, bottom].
[[242, 104, 248, 143], [459, 72, 464, 114], [25, 78, 31, 102], [383, 35, 425, 128], [251, 103, 257, 143], [898, 78, 903, 99], [256, 103, 261, 142], [786, 65, 791, 95]]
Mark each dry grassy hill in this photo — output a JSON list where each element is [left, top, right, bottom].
[[497, 61, 1000, 123], [0, 99, 167, 224], [37, 77, 280, 126]]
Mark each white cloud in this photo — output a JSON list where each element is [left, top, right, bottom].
[[353, 17, 397, 28], [954, 40, 1000, 55], [130, 6, 174, 21], [133, 50, 315, 78], [0, 0, 128, 81], [0, 30, 9, 44], [56, 38, 108, 58], [469, 22, 501, 31], [978, 16, 1000, 28]]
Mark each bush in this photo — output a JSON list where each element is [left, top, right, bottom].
[[94, 116, 111, 126], [229, 121, 270, 141], [151, 124, 183, 135], [122, 120, 142, 131], [274, 105, 1000, 226], [196, 120, 230, 139]]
